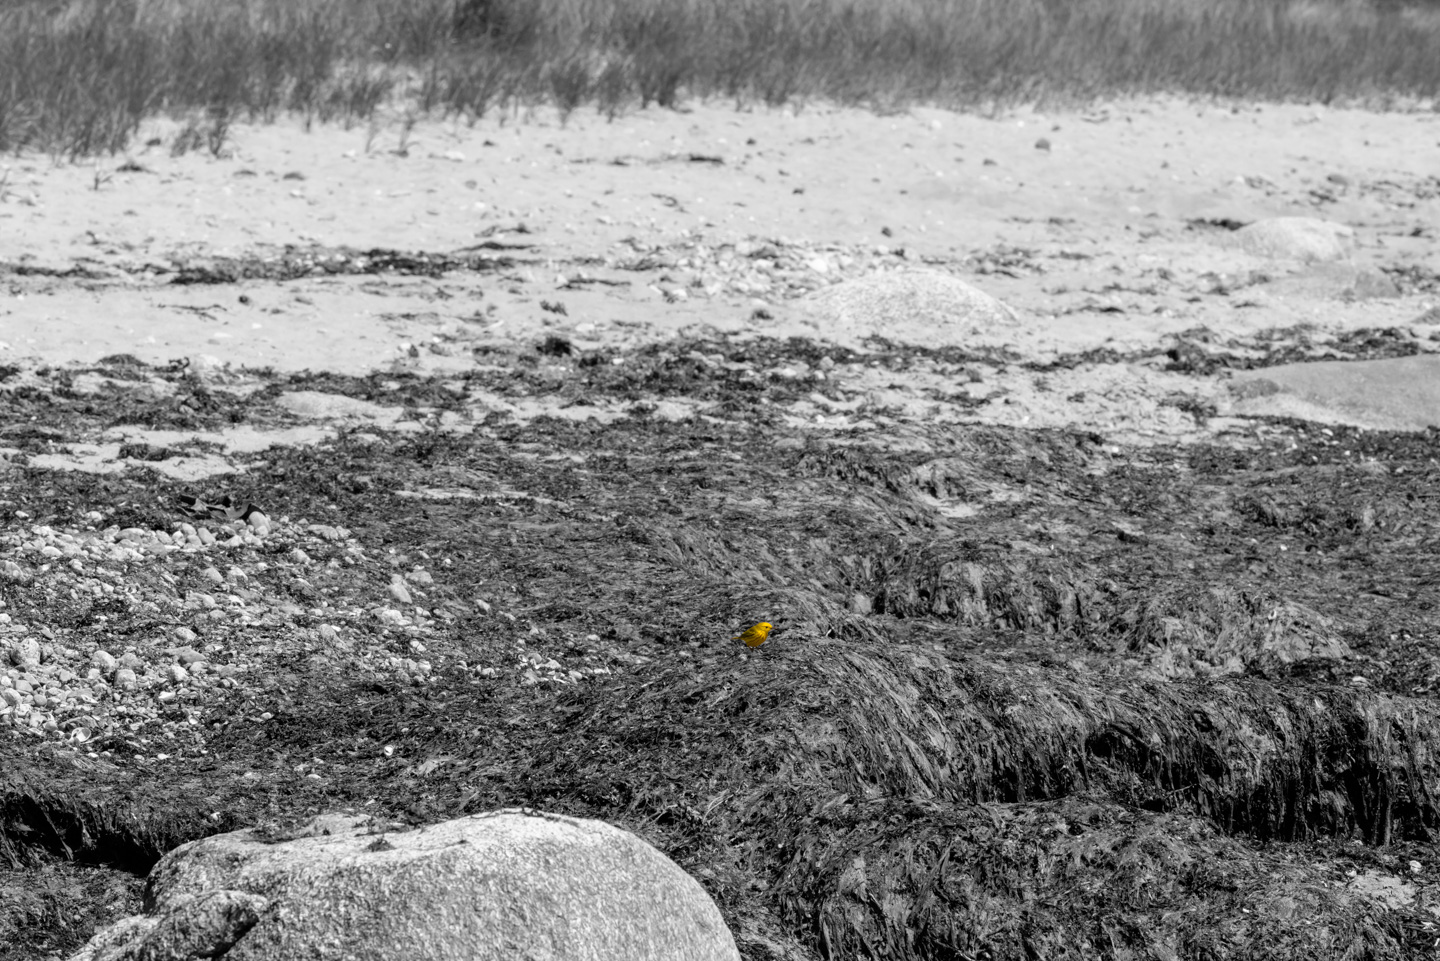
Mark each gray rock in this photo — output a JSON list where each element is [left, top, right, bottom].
[[90, 650, 118, 674], [186, 354, 227, 381], [1224, 217, 1354, 263], [11, 637, 41, 670], [1228, 354, 1440, 431], [112, 668, 137, 691], [795, 269, 1018, 349], [66, 809, 738, 961], [1265, 264, 1399, 301], [276, 391, 395, 422]]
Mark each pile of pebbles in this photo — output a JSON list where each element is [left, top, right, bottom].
[[0, 508, 604, 756], [605, 236, 935, 302]]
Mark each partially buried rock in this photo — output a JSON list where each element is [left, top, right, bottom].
[[67, 809, 739, 961], [795, 269, 1018, 349], [1263, 263, 1398, 302], [1222, 217, 1354, 263]]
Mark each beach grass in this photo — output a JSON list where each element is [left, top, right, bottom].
[[1, 0, 1437, 156]]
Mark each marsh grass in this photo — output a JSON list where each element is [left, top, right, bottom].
[[1, 0, 1438, 156]]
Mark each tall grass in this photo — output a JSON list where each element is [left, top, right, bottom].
[[1, 0, 1438, 157]]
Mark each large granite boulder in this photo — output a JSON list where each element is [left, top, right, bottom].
[[68, 809, 739, 961]]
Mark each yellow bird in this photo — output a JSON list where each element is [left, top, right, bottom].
[[734, 621, 774, 648]]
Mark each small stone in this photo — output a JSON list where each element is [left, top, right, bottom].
[[389, 575, 413, 605], [291, 548, 312, 565], [175, 626, 198, 644], [247, 511, 270, 533], [91, 650, 118, 674], [166, 665, 189, 684], [118, 652, 145, 673], [408, 569, 433, 586], [1035, 137, 1052, 151], [188, 353, 225, 378], [202, 567, 224, 585], [318, 624, 340, 643], [173, 648, 205, 666], [113, 668, 138, 691], [1, 688, 21, 708]]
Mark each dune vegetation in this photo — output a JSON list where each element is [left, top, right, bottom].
[[0, 0, 1438, 156]]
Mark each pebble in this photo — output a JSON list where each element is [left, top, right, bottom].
[[389, 575, 413, 605], [92, 650, 118, 674], [113, 668, 138, 691]]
